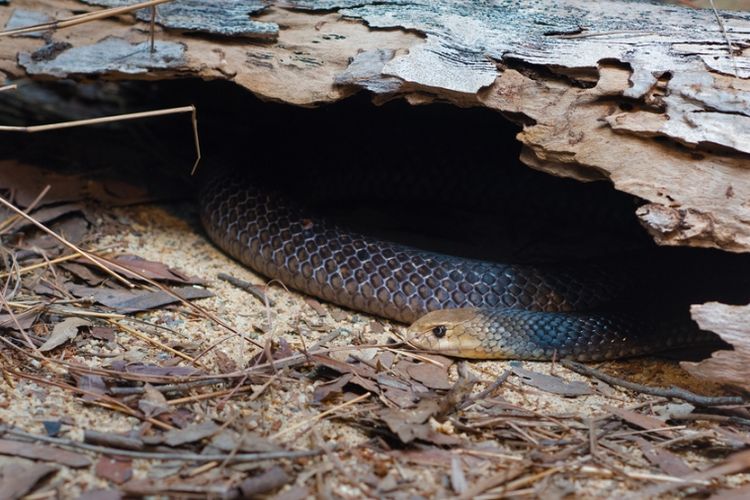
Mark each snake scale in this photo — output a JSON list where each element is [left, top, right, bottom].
[[199, 173, 721, 361]]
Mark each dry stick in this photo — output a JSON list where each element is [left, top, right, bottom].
[[217, 273, 275, 307], [0, 292, 40, 353], [0, 197, 134, 288], [0, 105, 201, 174], [708, 0, 738, 78], [0, 84, 17, 92], [271, 392, 371, 440], [0, 425, 321, 462], [8, 367, 173, 430], [459, 369, 511, 410], [0, 248, 114, 279], [107, 319, 204, 368], [0, 0, 175, 37], [93, 252, 262, 349], [0, 106, 196, 133], [0, 184, 51, 234], [560, 360, 744, 406], [109, 378, 225, 396]]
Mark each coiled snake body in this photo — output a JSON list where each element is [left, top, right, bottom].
[[200, 173, 719, 361]]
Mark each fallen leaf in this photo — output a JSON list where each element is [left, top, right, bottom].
[[0, 462, 57, 500], [238, 466, 291, 497], [633, 437, 693, 476], [76, 373, 107, 402], [95, 456, 133, 484], [39, 317, 90, 351], [511, 365, 592, 396], [210, 430, 280, 453], [77, 489, 123, 500], [89, 327, 116, 342], [406, 362, 453, 390], [108, 362, 201, 379], [606, 406, 673, 438], [138, 384, 170, 418], [0, 310, 39, 331], [107, 255, 204, 285], [0, 439, 91, 467], [163, 421, 219, 447], [67, 284, 213, 313], [313, 374, 353, 403]]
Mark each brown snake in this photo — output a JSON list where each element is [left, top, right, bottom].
[[199, 173, 720, 361]]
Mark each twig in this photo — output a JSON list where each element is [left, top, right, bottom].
[[0, 248, 114, 279], [0, 0, 175, 37], [272, 392, 371, 440], [109, 378, 225, 395], [218, 272, 275, 306], [560, 360, 744, 406], [0, 84, 17, 92], [108, 319, 203, 368], [0, 425, 321, 462], [708, 0, 738, 77], [0, 197, 134, 288], [0, 184, 51, 235], [459, 369, 511, 410]]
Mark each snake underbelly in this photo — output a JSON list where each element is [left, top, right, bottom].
[[199, 173, 719, 360]]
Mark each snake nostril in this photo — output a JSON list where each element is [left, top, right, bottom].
[[432, 325, 447, 338]]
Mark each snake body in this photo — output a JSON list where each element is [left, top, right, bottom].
[[199, 173, 720, 361]]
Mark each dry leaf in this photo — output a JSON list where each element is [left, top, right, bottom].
[[0, 462, 57, 500], [238, 466, 291, 497], [0, 439, 90, 467], [39, 317, 90, 351], [163, 422, 219, 447], [511, 365, 592, 396], [94, 456, 133, 484], [138, 384, 170, 418]]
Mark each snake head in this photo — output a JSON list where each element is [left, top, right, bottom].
[[406, 308, 488, 358]]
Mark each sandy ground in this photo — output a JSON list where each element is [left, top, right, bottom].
[[1, 198, 747, 498]]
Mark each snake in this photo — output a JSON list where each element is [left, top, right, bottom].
[[199, 172, 721, 361]]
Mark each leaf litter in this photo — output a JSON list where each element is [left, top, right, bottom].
[[0, 161, 748, 498]]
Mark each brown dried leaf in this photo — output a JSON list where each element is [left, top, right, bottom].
[[108, 255, 204, 285], [163, 421, 219, 447], [39, 317, 90, 351], [633, 437, 693, 476], [606, 406, 673, 438], [89, 326, 116, 342], [511, 365, 593, 396], [0, 439, 91, 467], [94, 456, 133, 484], [406, 362, 453, 390], [0, 462, 57, 500], [209, 430, 280, 453], [239, 466, 292, 497], [313, 374, 353, 403], [0, 309, 39, 331], [67, 284, 213, 313], [138, 384, 170, 418], [61, 262, 106, 286], [77, 489, 123, 500], [108, 361, 201, 378], [213, 350, 237, 373], [76, 373, 107, 402]]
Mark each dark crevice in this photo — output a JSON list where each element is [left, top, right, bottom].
[[1, 78, 750, 308]]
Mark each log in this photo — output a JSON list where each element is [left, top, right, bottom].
[[1, 0, 749, 388]]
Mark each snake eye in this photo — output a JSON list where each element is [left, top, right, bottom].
[[432, 325, 446, 338]]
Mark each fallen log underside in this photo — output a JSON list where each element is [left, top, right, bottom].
[[1, 0, 750, 389]]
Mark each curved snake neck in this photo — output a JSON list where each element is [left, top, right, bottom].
[[199, 173, 717, 360]]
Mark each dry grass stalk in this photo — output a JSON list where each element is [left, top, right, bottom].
[[0, 0, 175, 37]]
